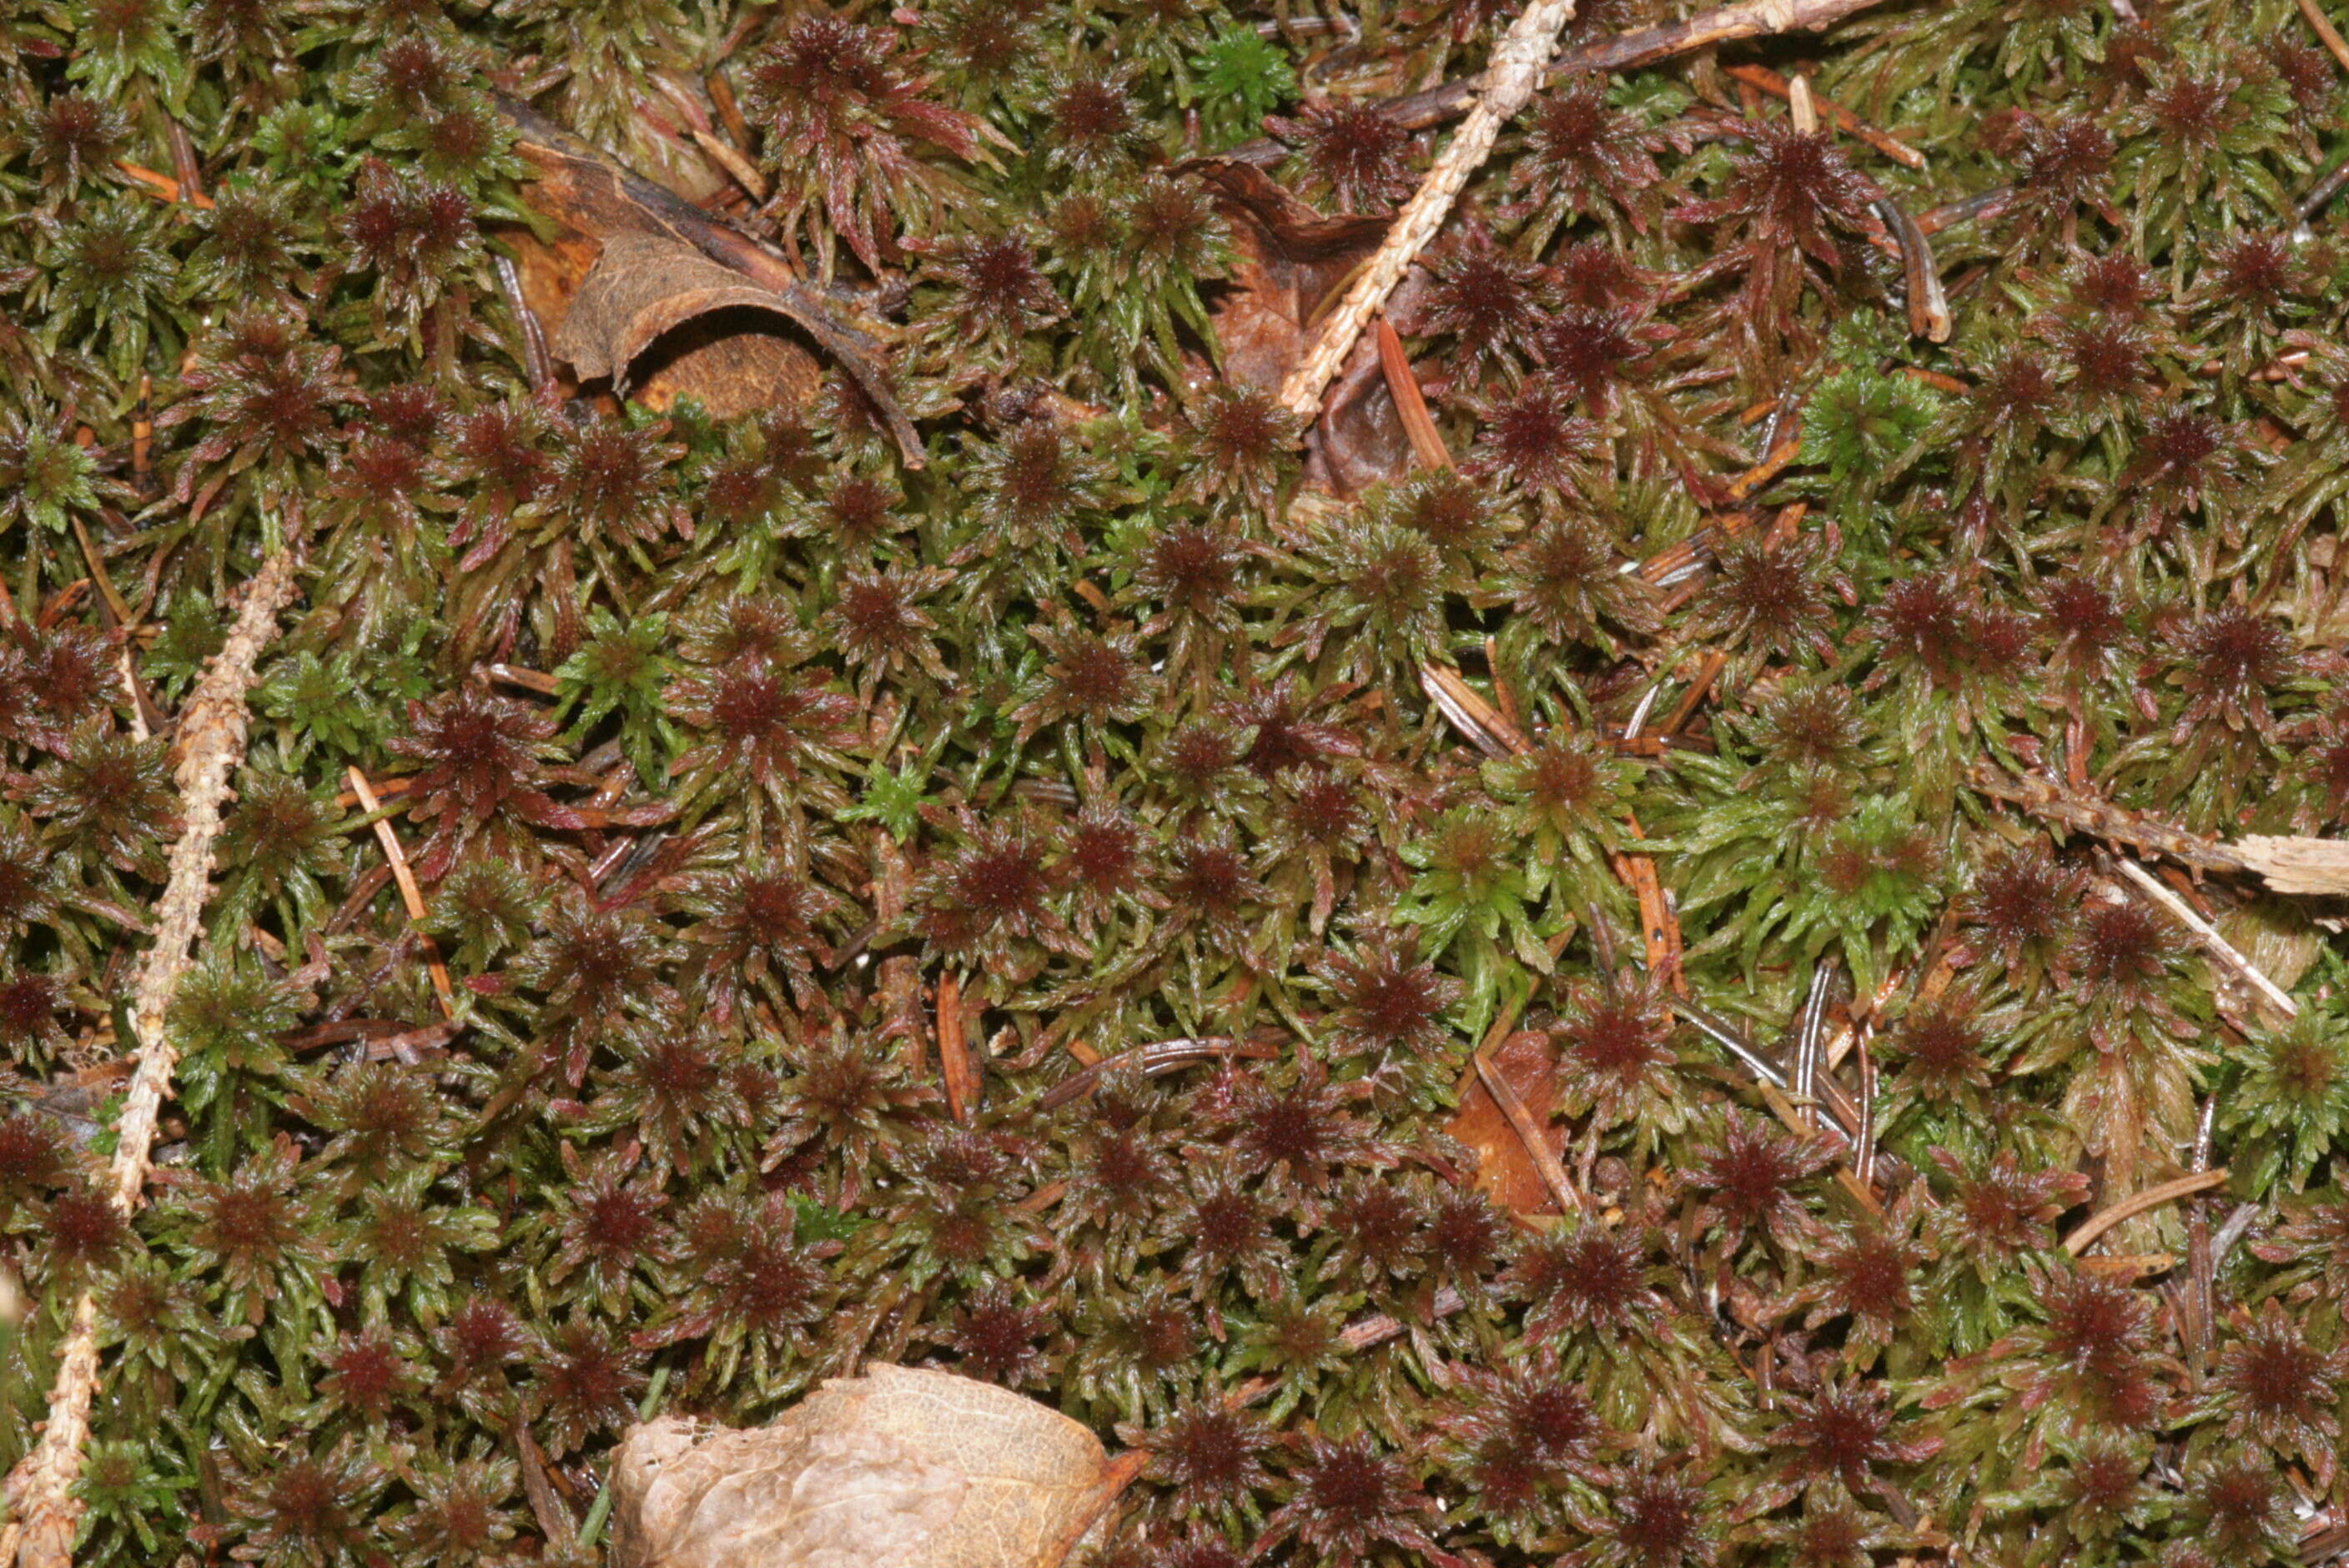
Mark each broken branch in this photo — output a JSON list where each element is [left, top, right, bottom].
[[1279, 0, 1582, 418], [3, 547, 299, 1568]]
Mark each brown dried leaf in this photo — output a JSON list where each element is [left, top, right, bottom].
[[551, 233, 821, 417], [1444, 1028, 1572, 1217], [1188, 160, 1411, 498], [499, 95, 923, 465], [608, 1364, 1126, 1568]]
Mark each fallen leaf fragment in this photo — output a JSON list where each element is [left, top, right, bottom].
[[608, 1364, 1129, 1568], [551, 232, 822, 416], [1445, 1026, 1572, 1216], [1187, 160, 1413, 496], [499, 95, 925, 465]]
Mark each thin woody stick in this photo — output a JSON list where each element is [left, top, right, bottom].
[[1723, 63, 1926, 168], [1279, 0, 1582, 419], [2, 548, 298, 1568], [2296, 0, 2349, 77], [346, 766, 460, 1019]]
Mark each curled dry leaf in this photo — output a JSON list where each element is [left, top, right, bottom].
[[1189, 160, 1413, 497], [498, 94, 925, 465], [608, 1364, 1129, 1568], [551, 231, 822, 417]]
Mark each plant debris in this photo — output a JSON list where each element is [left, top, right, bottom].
[[607, 1364, 1134, 1568], [6, 0, 2349, 1565]]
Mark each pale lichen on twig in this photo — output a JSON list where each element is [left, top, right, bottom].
[[2, 547, 299, 1568], [1279, 0, 1582, 420]]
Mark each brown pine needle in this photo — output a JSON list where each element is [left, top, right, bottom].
[[2062, 1169, 2229, 1257], [1421, 662, 1532, 757], [1658, 650, 1729, 736], [1376, 319, 1454, 469], [346, 766, 459, 1019], [114, 159, 216, 209], [937, 971, 979, 1123], [1725, 430, 1805, 501], [2114, 858, 2297, 1023]]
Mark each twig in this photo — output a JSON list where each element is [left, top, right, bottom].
[[2231, 834, 2349, 897], [345, 767, 459, 1019], [1968, 762, 2251, 880], [1278, 0, 1583, 418], [1376, 320, 1454, 469], [1723, 63, 1925, 168], [2061, 1169, 2230, 1257], [2114, 858, 2297, 1023], [2296, 0, 2349, 77], [1320, 0, 1895, 142], [2, 548, 298, 1568]]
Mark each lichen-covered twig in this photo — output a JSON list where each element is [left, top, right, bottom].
[[1967, 762, 2251, 878], [1278, 0, 1581, 419], [1280, 0, 1896, 148], [3, 547, 299, 1568]]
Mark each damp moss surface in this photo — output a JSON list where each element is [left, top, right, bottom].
[[6, 0, 2349, 1564]]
